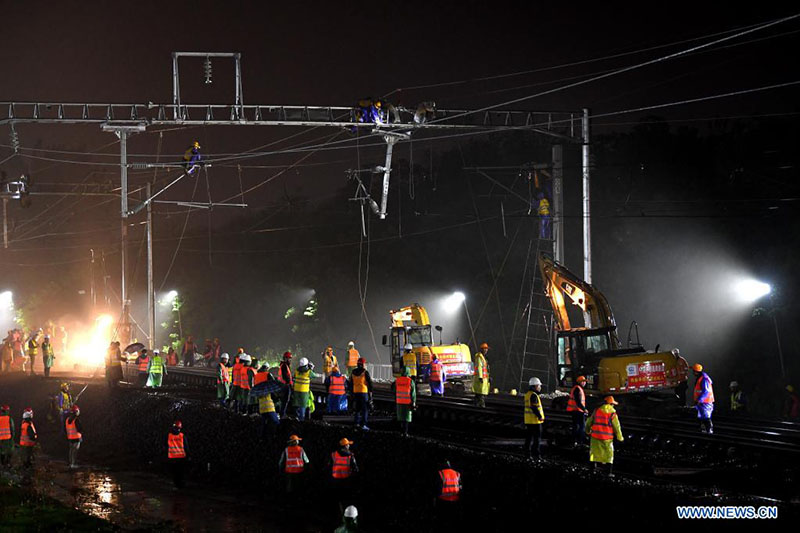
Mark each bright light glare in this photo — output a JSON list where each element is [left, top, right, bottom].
[[735, 279, 771, 302], [0, 291, 12, 310], [442, 291, 466, 314], [159, 290, 178, 306], [66, 314, 115, 367]]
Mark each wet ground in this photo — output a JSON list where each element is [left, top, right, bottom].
[[2, 372, 799, 530]]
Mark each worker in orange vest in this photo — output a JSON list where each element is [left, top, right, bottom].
[[237, 354, 253, 414], [65, 404, 83, 469], [345, 341, 360, 377], [0, 404, 14, 467], [567, 375, 589, 446], [435, 460, 462, 522], [326, 366, 348, 414], [278, 434, 309, 494], [394, 366, 416, 436], [692, 363, 714, 434], [167, 421, 187, 487], [329, 438, 359, 519], [216, 353, 231, 407], [19, 407, 37, 467], [586, 396, 624, 475], [277, 351, 294, 418], [135, 349, 150, 387], [429, 353, 446, 397]]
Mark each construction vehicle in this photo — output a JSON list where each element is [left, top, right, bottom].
[[382, 304, 474, 386], [538, 253, 689, 403]]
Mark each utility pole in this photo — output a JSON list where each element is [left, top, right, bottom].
[[581, 108, 591, 284], [89, 249, 96, 308], [2, 198, 7, 249], [146, 182, 155, 350], [551, 144, 564, 263], [102, 123, 146, 344]]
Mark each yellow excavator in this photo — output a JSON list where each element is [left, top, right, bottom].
[[382, 304, 474, 386], [538, 253, 689, 402]]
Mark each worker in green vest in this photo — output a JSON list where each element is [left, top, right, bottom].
[[146, 349, 167, 388]]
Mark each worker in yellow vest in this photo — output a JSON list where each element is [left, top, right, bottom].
[[524, 377, 545, 460], [586, 396, 624, 475], [26, 333, 39, 376], [292, 357, 318, 420], [146, 349, 167, 388], [472, 343, 490, 407], [402, 344, 417, 378], [537, 192, 551, 239], [323, 346, 338, 377]]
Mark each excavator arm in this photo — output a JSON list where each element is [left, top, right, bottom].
[[538, 253, 618, 339], [390, 304, 431, 327]]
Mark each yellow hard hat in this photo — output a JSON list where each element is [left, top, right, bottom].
[[692, 363, 703, 372], [604, 395, 618, 405], [787, 385, 795, 393], [193, 141, 201, 149]]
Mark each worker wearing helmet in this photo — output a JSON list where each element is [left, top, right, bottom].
[[325, 366, 349, 414], [19, 408, 37, 467], [57, 382, 73, 429], [135, 350, 150, 387], [429, 353, 446, 397], [345, 341, 360, 377], [277, 351, 294, 418], [329, 438, 359, 516], [146, 349, 167, 388], [323, 346, 338, 377], [729, 381, 746, 413], [105, 341, 123, 387], [292, 357, 318, 420], [435, 460, 462, 522], [25, 333, 39, 376], [402, 343, 418, 378], [65, 404, 82, 469], [692, 363, 714, 434], [537, 192, 551, 239], [350, 358, 373, 430], [586, 396, 624, 475], [236, 354, 253, 414], [472, 342, 490, 408], [334, 505, 359, 533], [42, 335, 55, 378], [394, 366, 417, 436], [524, 377, 545, 460], [279, 434, 309, 494], [216, 353, 231, 407], [567, 375, 589, 446], [0, 404, 14, 468], [167, 421, 186, 487], [183, 142, 203, 175]]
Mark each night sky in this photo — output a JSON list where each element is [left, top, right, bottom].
[[2, 2, 799, 388]]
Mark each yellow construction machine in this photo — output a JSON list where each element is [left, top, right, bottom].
[[538, 253, 689, 402], [382, 304, 474, 385]]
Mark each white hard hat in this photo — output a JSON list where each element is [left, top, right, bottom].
[[22, 408, 33, 419], [298, 357, 309, 367], [220, 352, 229, 360], [153, 349, 160, 354], [240, 354, 251, 363], [404, 343, 413, 351], [344, 505, 358, 518], [529, 377, 542, 386], [730, 381, 738, 387], [348, 341, 355, 347]]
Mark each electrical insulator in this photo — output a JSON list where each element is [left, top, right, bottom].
[[9, 125, 20, 153], [204, 57, 212, 84]]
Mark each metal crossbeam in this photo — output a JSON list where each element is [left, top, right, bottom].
[[0, 102, 581, 140]]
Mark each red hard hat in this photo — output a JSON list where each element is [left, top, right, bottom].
[[283, 351, 293, 359], [174, 420, 182, 428], [357, 357, 366, 365], [71, 404, 80, 413]]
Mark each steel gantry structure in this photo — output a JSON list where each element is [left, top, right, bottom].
[[0, 52, 590, 350]]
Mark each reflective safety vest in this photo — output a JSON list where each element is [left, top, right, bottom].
[[590, 408, 616, 440], [137, 356, 150, 373], [474, 354, 489, 379], [258, 394, 276, 414], [0, 415, 11, 440], [352, 373, 368, 394], [395, 376, 412, 405], [294, 369, 311, 393], [285, 445, 305, 473], [329, 375, 346, 395], [331, 451, 352, 479], [167, 432, 186, 459], [324, 354, 337, 374], [254, 372, 269, 386], [20, 421, 36, 446], [347, 348, 360, 367], [26, 340, 38, 357], [149, 355, 164, 374], [430, 361, 443, 382], [567, 385, 585, 412], [217, 363, 230, 384], [65, 417, 82, 441], [43, 343, 54, 359], [239, 367, 252, 390], [524, 390, 544, 425], [693, 374, 715, 404], [538, 198, 550, 216], [438, 468, 461, 501], [731, 391, 745, 411], [403, 352, 417, 377], [59, 392, 73, 412], [277, 362, 293, 385], [231, 363, 243, 387]]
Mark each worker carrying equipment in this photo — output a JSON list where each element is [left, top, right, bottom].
[[586, 396, 624, 475]]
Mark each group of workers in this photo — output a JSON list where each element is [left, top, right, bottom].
[[2, 327, 64, 376]]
